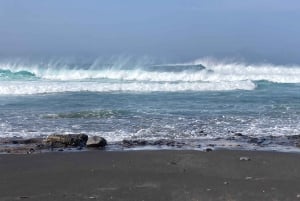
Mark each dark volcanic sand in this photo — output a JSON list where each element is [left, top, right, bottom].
[[0, 150, 300, 201]]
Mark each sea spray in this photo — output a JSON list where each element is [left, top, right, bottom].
[[1, 58, 300, 83]]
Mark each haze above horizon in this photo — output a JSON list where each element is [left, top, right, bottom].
[[0, 0, 299, 64]]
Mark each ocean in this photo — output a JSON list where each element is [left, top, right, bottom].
[[1, 58, 300, 152]]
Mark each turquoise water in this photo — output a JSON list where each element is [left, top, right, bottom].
[[0, 58, 300, 151]]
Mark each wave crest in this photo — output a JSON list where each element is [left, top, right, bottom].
[[1, 58, 300, 83], [1, 57, 300, 94], [0, 69, 36, 80]]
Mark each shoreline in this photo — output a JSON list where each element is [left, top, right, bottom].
[[1, 150, 300, 201], [1, 134, 300, 154]]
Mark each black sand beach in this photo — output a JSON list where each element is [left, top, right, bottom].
[[1, 150, 300, 201]]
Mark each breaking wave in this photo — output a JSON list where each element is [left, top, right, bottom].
[[0, 57, 300, 94], [1, 58, 300, 83]]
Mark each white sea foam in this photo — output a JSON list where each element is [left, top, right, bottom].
[[1, 58, 300, 83], [0, 80, 255, 95], [1, 58, 300, 94], [165, 58, 300, 83]]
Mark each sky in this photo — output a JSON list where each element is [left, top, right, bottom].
[[0, 0, 299, 64]]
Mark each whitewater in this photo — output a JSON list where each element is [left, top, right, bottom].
[[1, 58, 300, 152], [1, 59, 300, 95]]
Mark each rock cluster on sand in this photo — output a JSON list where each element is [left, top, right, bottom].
[[0, 134, 108, 154], [122, 139, 185, 148], [46, 134, 107, 148]]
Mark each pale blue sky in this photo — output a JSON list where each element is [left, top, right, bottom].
[[0, 0, 299, 63]]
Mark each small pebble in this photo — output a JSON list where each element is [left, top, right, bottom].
[[88, 196, 97, 199], [245, 176, 253, 180], [297, 194, 300, 198], [169, 161, 177, 165], [27, 148, 35, 154], [240, 156, 251, 161], [223, 181, 229, 185]]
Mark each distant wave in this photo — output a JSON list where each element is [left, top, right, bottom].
[[1, 58, 300, 83], [0, 69, 36, 80], [1, 57, 300, 94], [161, 58, 300, 84]]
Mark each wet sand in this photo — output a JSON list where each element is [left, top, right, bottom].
[[0, 150, 300, 201]]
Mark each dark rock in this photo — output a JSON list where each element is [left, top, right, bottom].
[[46, 134, 88, 147], [122, 139, 133, 147], [205, 148, 213, 152], [19, 196, 30, 199], [23, 138, 43, 144], [27, 148, 35, 154], [169, 161, 177, 165], [121, 139, 186, 149], [7, 138, 43, 145], [86, 136, 107, 148], [36, 144, 44, 148], [287, 135, 300, 140], [166, 141, 176, 147], [152, 139, 167, 146], [226, 136, 236, 140], [152, 139, 177, 146], [135, 140, 146, 146], [122, 139, 147, 147], [249, 137, 258, 144], [234, 133, 244, 137], [249, 137, 266, 145]]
